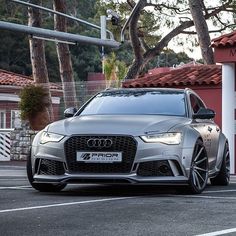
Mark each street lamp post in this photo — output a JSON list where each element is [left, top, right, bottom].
[[100, 15, 107, 74]]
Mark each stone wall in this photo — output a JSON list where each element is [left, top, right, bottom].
[[10, 122, 37, 161]]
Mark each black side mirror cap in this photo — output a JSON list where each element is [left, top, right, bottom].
[[64, 107, 78, 118], [192, 108, 215, 120]]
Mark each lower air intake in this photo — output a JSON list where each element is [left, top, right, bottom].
[[137, 161, 173, 177], [38, 159, 65, 175]]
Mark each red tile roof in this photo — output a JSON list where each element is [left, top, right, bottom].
[[0, 69, 61, 90], [211, 31, 236, 48], [147, 67, 171, 76], [122, 65, 221, 88]]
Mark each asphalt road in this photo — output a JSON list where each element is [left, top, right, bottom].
[[1, 162, 236, 236]]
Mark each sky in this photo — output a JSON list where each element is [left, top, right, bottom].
[[169, 40, 202, 60]]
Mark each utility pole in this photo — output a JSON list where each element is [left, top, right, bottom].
[[0, 21, 120, 48], [100, 15, 107, 74], [0, 0, 120, 48]]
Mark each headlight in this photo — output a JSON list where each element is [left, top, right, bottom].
[[140, 132, 182, 145], [40, 132, 64, 144]]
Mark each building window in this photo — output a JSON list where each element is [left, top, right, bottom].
[[11, 110, 21, 128], [0, 110, 6, 129]]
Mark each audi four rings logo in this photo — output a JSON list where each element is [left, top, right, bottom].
[[87, 138, 113, 148]]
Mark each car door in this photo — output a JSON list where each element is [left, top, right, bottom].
[[193, 95, 219, 170], [189, 94, 211, 156], [189, 93, 219, 171], [206, 120, 220, 170]]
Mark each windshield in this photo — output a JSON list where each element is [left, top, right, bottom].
[[79, 90, 186, 117]]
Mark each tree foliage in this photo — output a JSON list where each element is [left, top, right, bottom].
[[19, 85, 50, 120], [0, 0, 215, 83], [100, 0, 236, 79], [0, 0, 102, 81]]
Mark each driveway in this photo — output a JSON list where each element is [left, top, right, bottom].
[[0, 162, 236, 236]]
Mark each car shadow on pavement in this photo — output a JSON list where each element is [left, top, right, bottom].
[[35, 184, 199, 197]]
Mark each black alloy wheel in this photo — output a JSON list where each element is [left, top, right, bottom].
[[210, 142, 230, 186], [188, 139, 209, 194]]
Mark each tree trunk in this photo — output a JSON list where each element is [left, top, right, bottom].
[[28, 0, 54, 122], [124, 60, 144, 80], [53, 0, 77, 109], [125, 0, 146, 80], [188, 0, 214, 64], [124, 0, 224, 80]]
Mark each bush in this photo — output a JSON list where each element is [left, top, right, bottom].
[[19, 85, 50, 120]]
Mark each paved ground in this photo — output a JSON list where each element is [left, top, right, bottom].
[[0, 161, 26, 177], [1, 161, 236, 236]]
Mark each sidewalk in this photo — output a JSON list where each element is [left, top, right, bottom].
[[0, 161, 26, 177], [0, 161, 26, 167]]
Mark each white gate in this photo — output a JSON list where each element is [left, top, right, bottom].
[[0, 129, 13, 161]]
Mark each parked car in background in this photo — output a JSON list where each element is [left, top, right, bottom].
[[27, 88, 230, 194]]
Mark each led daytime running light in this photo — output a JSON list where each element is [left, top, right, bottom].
[[40, 132, 64, 144], [141, 132, 182, 145]]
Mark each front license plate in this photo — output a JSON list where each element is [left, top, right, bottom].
[[76, 151, 122, 163]]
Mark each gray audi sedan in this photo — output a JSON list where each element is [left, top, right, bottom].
[[27, 88, 230, 194]]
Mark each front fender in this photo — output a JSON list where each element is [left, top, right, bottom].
[[181, 126, 202, 178], [215, 133, 228, 172]]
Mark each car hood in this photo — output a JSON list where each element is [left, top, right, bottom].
[[47, 115, 190, 136]]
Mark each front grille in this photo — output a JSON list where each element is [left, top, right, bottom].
[[64, 136, 137, 173], [137, 161, 173, 177], [38, 159, 65, 175]]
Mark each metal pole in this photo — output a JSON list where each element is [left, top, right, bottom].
[[11, 0, 114, 40], [0, 21, 120, 48], [100, 16, 107, 74]]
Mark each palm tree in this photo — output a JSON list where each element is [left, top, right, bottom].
[[104, 52, 127, 88], [53, 0, 77, 109], [28, 0, 53, 122]]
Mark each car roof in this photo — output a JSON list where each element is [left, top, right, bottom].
[[103, 87, 189, 94]]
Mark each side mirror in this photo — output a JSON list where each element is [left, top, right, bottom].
[[64, 107, 78, 118], [192, 108, 215, 120]]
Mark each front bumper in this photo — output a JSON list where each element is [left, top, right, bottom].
[[33, 173, 188, 185], [31, 134, 192, 186], [32, 154, 189, 186]]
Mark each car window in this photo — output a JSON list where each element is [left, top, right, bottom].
[[79, 90, 186, 117], [190, 94, 205, 113]]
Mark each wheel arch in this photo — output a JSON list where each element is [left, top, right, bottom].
[[182, 126, 203, 150], [181, 126, 203, 177], [215, 133, 228, 172]]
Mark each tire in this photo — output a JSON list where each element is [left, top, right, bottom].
[[27, 151, 67, 192], [210, 142, 230, 186], [188, 139, 209, 194]]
